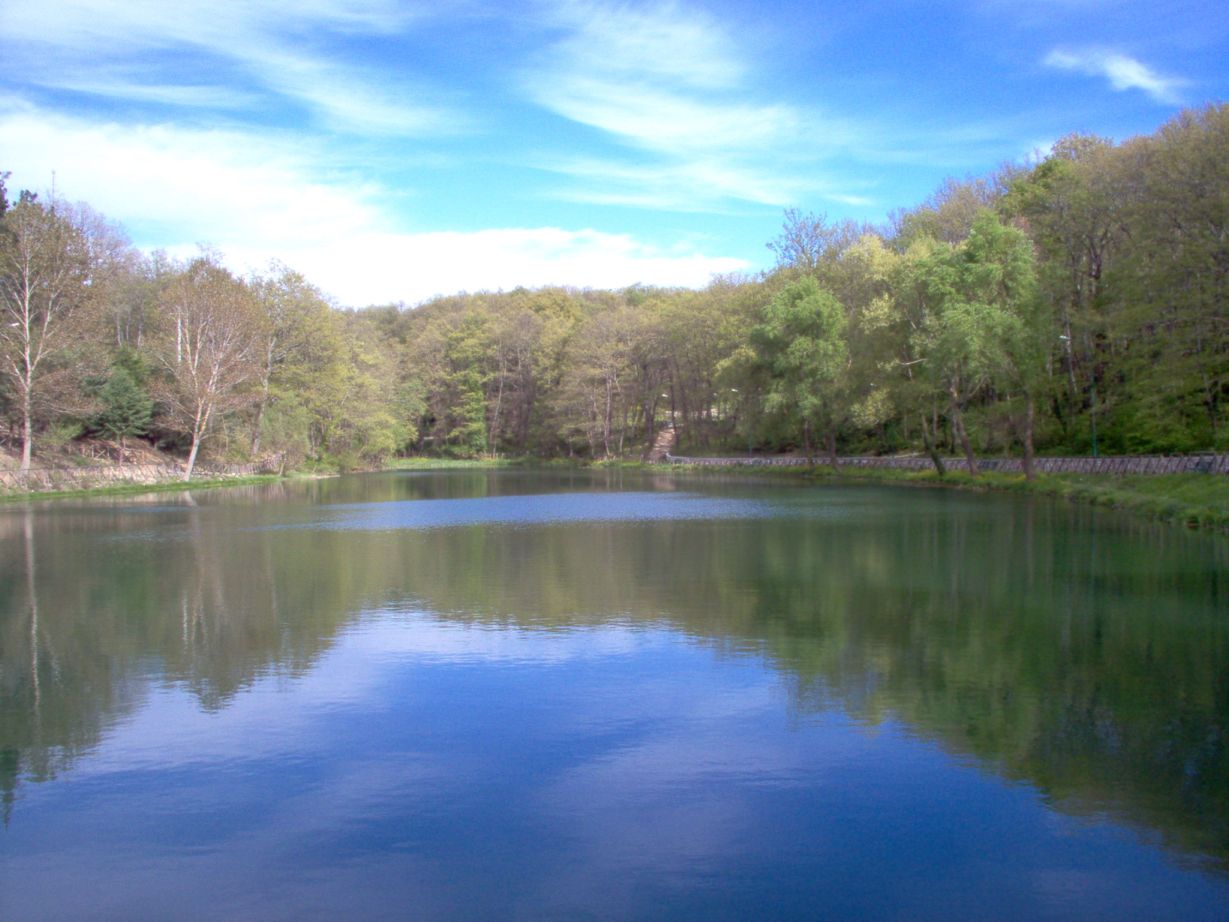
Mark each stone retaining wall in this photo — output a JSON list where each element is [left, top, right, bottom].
[[0, 459, 278, 494], [665, 453, 1229, 475]]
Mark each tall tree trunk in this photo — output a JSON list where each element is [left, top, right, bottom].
[[487, 357, 506, 456], [184, 434, 202, 482], [250, 366, 271, 457], [1021, 395, 1036, 481], [674, 363, 691, 446], [19, 387, 33, 475], [602, 377, 613, 458], [920, 413, 946, 476], [826, 429, 839, 470], [184, 405, 209, 481], [250, 400, 265, 457], [950, 401, 978, 476]]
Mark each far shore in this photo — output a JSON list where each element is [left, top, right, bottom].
[[2, 455, 1226, 534]]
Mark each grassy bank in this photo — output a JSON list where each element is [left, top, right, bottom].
[[1008, 472, 1229, 531], [834, 468, 1228, 531], [660, 462, 1229, 532]]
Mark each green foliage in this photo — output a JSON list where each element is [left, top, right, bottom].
[[752, 276, 847, 454], [254, 397, 313, 470], [6, 104, 1228, 473], [95, 366, 153, 447]]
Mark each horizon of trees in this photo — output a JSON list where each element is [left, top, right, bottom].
[[1, 103, 1225, 478]]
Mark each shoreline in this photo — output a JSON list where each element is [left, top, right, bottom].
[[650, 461, 1229, 533], [3, 457, 1225, 535], [0, 473, 286, 504]]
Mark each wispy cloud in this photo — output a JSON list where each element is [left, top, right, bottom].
[[539, 0, 748, 91], [522, 1, 833, 208], [0, 0, 416, 53], [37, 78, 258, 111], [0, 0, 457, 134], [1044, 48, 1186, 104], [542, 155, 874, 212]]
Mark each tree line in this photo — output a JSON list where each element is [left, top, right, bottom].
[[1, 103, 1225, 478]]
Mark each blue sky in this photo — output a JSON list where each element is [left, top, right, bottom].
[[2, 1, 1226, 306]]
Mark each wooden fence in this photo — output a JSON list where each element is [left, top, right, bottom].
[[665, 453, 1229, 475]]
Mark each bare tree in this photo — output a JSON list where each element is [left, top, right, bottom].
[[767, 208, 866, 274], [156, 256, 265, 480], [0, 196, 124, 473]]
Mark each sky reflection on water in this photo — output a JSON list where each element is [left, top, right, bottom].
[[5, 611, 1228, 921], [289, 491, 789, 532]]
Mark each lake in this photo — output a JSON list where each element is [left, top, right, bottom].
[[2, 469, 1227, 920]]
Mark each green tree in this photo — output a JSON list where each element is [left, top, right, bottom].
[[901, 213, 1038, 475], [958, 212, 1043, 476], [248, 264, 336, 458], [892, 174, 1009, 247], [319, 319, 406, 468], [752, 276, 848, 464], [822, 233, 904, 451], [95, 365, 153, 461], [1002, 135, 1119, 448], [556, 303, 639, 458], [1112, 105, 1229, 449]]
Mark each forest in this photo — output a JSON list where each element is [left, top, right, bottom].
[[1, 103, 1225, 478]]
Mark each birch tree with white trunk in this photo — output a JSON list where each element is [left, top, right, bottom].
[[0, 195, 122, 473], [156, 256, 264, 480]]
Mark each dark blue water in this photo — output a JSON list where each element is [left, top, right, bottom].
[[2, 470, 1227, 920]]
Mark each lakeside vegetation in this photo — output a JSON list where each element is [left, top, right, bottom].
[[1, 104, 1225, 480], [814, 468, 1229, 531]]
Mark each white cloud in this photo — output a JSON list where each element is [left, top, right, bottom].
[[1044, 48, 1185, 104], [1, 101, 746, 306], [0, 101, 383, 245], [214, 228, 748, 307]]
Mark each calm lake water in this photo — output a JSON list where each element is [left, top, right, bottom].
[[2, 470, 1227, 920]]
